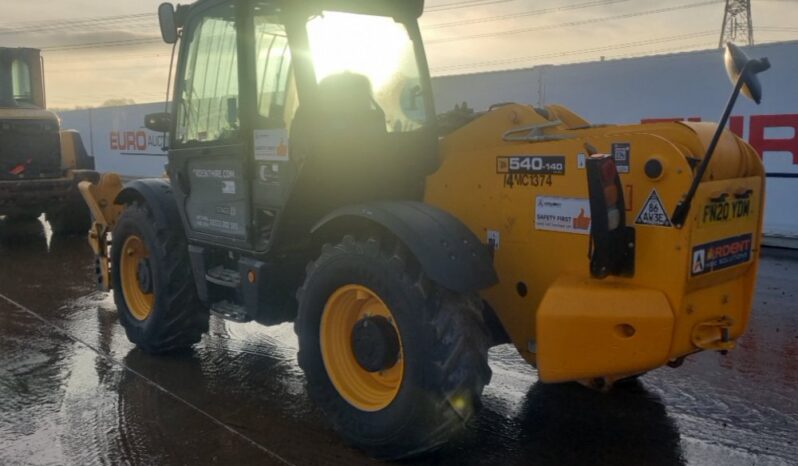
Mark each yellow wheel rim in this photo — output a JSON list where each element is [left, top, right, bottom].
[[119, 234, 154, 321], [320, 284, 404, 412]]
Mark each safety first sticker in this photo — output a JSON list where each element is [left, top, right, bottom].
[[534, 196, 591, 235], [691, 233, 753, 276], [254, 129, 288, 161]]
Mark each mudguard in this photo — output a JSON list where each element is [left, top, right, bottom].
[[312, 201, 498, 294], [115, 178, 182, 232]]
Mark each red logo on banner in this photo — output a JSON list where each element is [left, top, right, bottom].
[[110, 131, 148, 151]]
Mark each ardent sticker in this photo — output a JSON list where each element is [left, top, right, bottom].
[[691, 233, 753, 276]]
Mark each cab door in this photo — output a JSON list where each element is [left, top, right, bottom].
[[249, 13, 298, 251], [169, 1, 252, 248]]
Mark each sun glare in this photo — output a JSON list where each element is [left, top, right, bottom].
[[306, 11, 413, 92]]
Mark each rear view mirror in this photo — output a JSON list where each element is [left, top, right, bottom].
[[145, 112, 171, 133], [158, 3, 178, 44], [724, 42, 771, 104], [670, 43, 771, 227]]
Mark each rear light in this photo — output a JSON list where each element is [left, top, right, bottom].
[[586, 153, 635, 278]]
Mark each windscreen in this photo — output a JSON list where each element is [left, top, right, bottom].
[[306, 11, 428, 133], [0, 57, 35, 107], [10, 59, 33, 104]]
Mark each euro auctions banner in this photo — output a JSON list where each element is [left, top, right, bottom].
[[59, 102, 169, 178]]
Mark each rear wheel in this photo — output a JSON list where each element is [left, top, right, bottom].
[[296, 235, 491, 459], [111, 203, 208, 353]]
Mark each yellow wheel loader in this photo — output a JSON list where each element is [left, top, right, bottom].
[[0, 47, 97, 233], [80, 0, 769, 458]]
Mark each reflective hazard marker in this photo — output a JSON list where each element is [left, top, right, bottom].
[[635, 189, 672, 227]]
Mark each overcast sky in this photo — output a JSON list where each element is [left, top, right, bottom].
[[1, 0, 795, 108]]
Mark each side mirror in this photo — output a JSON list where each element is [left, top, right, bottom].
[[145, 112, 171, 133], [724, 42, 771, 104], [158, 3, 178, 44], [670, 44, 771, 227]]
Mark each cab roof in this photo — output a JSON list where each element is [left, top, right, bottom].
[[177, 0, 424, 25]]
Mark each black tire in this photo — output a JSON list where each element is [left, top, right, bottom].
[[46, 195, 91, 235], [295, 234, 492, 459], [111, 203, 208, 353]]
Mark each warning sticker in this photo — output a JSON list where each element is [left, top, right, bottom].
[[635, 189, 672, 227], [691, 233, 753, 276], [535, 196, 591, 235], [612, 143, 631, 173], [254, 129, 289, 161]]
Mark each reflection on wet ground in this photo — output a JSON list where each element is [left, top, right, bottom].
[[1, 217, 796, 465]]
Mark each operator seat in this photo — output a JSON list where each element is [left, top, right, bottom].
[[277, 72, 412, 246]]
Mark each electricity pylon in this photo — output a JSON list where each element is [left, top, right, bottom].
[[720, 0, 754, 48]]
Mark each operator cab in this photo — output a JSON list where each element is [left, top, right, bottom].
[[152, 0, 437, 252]]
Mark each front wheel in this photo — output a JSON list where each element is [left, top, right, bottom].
[[111, 203, 208, 353], [295, 235, 491, 459]]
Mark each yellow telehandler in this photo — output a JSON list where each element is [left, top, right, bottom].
[[80, 0, 769, 458]]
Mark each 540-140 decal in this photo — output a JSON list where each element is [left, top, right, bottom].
[[497, 155, 565, 189]]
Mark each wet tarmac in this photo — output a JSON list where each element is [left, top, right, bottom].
[[0, 216, 796, 465]]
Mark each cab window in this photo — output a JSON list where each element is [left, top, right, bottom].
[[11, 59, 33, 104], [306, 11, 428, 133], [176, 4, 239, 145], [254, 16, 296, 131]]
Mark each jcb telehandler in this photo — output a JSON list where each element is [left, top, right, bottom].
[[0, 47, 96, 232], [80, 0, 770, 458]]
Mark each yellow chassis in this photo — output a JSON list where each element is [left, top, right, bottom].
[[426, 104, 764, 383]]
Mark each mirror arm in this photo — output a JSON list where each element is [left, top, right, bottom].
[[670, 62, 751, 228]]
